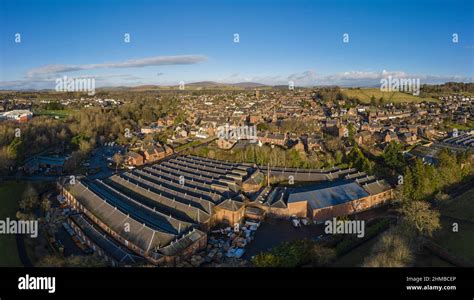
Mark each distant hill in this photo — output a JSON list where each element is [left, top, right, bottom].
[[183, 81, 267, 89], [99, 81, 269, 91], [130, 85, 162, 90], [4, 82, 471, 94], [230, 82, 267, 88], [185, 81, 227, 88]]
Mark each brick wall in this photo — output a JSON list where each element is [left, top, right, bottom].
[[312, 191, 392, 222], [287, 201, 308, 217]]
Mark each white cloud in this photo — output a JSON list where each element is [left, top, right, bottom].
[[0, 74, 146, 90], [288, 70, 317, 81], [324, 70, 407, 82], [26, 55, 207, 78]]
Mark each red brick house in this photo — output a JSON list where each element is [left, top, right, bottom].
[[142, 145, 173, 163], [124, 151, 144, 167]]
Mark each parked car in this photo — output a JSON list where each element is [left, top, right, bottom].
[[290, 216, 301, 228]]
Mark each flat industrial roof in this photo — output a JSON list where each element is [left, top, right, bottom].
[[287, 181, 369, 210]]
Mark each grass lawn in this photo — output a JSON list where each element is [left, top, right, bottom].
[[440, 188, 474, 222], [0, 181, 26, 267], [415, 252, 455, 267], [442, 121, 474, 131], [175, 140, 201, 152], [176, 138, 214, 152], [341, 88, 437, 104], [331, 236, 379, 267], [433, 219, 474, 263], [424, 188, 474, 265], [35, 109, 73, 119]]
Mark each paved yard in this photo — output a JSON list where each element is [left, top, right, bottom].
[[243, 205, 392, 260], [243, 219, 325, 259]]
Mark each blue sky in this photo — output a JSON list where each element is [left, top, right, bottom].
[[0, 0, 473, 89]]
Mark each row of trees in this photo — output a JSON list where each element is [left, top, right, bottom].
[[189, 144, 343, 169], [346, 143, 374, 173], [363, 151, 473, 267], [252, 239, 336, 267], [403, 149, 471, 201], [381, 141, 406, 172], [256, 120, 321, 136], [190, 133, 375, 172], [419, 82, 474, 98], [362, 147, 472, 267], [313, 87, 352, 103], [351, 139, 461, 266]]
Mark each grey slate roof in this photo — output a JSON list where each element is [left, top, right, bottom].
[[218, 199, 244, 211], [159, 228, 206, 256], [361, 180, 392, 195], [67, 181, 177, 252], [287, 182, 370, 210], [70, 214, 143, 265]]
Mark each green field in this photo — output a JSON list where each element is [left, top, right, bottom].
[[442, 120, 474, 131], [440, 188, 474, 222], [425, 188, 474, 265], [175, 137, 215, 152], [35, 109, 73, 119], [342, 88, 437, 104], [0, 181, 25, 267], [415, 252, 455, 267], [175, 140, 202, 152], [435, 219, 474, 263], [332, 237, 379, 267]]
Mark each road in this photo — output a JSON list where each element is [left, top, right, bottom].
[[87, 145, 122, 179]]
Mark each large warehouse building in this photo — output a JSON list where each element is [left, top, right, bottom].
[[286, 179, 392, 221], [59, 155, 259, 265], [59, 155, 393, 265], [250, 171, 393, 221]]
